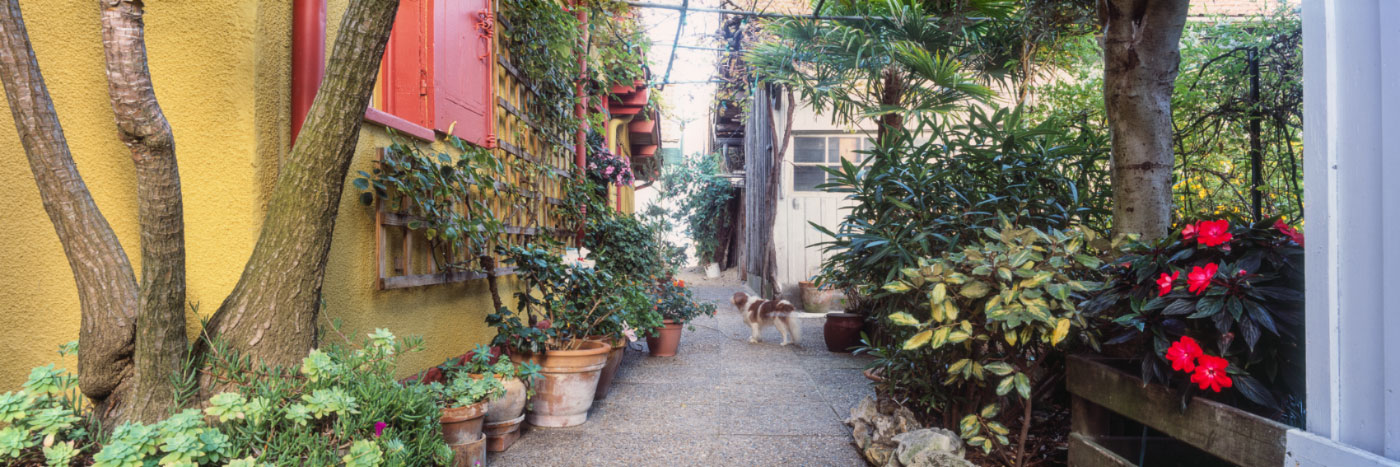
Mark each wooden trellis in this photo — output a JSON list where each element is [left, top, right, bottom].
[[373, 1, 576, 290]]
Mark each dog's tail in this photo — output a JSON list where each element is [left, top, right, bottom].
[[787, 314, 803, 344]]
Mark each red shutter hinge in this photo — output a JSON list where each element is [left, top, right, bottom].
[[485, 133, 498, 149], [476, 10, 494, 61]]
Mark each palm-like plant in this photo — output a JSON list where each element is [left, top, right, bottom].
[[746, 0, 1010, 140]]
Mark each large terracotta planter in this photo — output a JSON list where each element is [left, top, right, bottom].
[[439, 400, 489, 445], [517, 340, 610, 427], [823, 312, 864, 352], [483, 376, 526, 424], [645, 319, 684, 357], [589, 337, 626, 400], [800, 281, 836, 313]]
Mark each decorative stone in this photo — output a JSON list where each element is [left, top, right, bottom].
[[893, 429, 973, 467], [845, 397, 973, 467]]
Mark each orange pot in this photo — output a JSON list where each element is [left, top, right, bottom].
[[591, 338, 626, 400], [645, 320, 684, 357], [519, 340, 610, 427], [440, 400, 489, 445]]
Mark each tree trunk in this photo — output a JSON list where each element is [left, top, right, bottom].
[[1100, 0, 1189, 240], [762, 87, 794, 295], [205, 0, 401, 370], [97, 0, 188, 424], [0, 0, 142, 423], [876, 67, 904, 146]]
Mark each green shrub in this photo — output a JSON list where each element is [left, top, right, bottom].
[[1, 330, 452, 466], [660, 152, 734, 265], [815, 106, 1109, 320], [874, 214, 1105, 456]]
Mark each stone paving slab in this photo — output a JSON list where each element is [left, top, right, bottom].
[[490, 281, 874, 466]]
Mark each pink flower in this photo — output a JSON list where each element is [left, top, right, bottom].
[[1164, 336, 1203, 373], [1190, 355, 1234, 392], [1187, 263, 1218, 295], [536, 319, 552, 330], [1156, 271, 1179, 297], [605, 166, 615, 175], [374, 421, 387, 437], [621, 322, 638, 343], [1274, 219, 1304, 247], [1195, 220, 1232, 247], [1181, 223, 1197, 240]]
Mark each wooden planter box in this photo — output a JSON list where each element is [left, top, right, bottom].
[[1067, 354, 1291, 467]]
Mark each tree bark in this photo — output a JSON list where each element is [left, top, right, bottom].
[[876, 67, 904, 146], [0, 0, 141, 422], [1100, 0, 1189, 240], [205, 0, 401, 370], [762, 87, 794, 295], [97, 0, 188, 424]]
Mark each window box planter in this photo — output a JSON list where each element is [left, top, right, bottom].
[[1066, 354, 1290, 467]]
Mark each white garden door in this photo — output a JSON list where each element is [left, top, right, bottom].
[[772, 133, 868, 292]]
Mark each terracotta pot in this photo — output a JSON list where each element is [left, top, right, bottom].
[[645, 320, 684, 357], [587, 337, 626, 400], [520, 340, 610, 427], [484, 414, 525, 452], [482, 376, 526, 424], [447, 433, 486, 467], [439, 400, 489, 445], [823, 313, 864, 353], [801, 282, 836, 313]]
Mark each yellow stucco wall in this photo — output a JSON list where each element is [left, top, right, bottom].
[[0, 1, 507, 389]]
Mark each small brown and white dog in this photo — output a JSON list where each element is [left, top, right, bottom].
[[731, 292, 802, 346]]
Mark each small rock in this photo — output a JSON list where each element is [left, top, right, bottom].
[[893, 428, 971, 467]]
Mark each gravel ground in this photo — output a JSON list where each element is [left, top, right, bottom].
[[490, 272, 873, 466]]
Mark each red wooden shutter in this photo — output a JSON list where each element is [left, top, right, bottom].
[[433, 0, 495, 148], [382, 0, 434, 128]]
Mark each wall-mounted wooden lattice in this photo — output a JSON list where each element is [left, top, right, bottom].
[[373, 1, 577, 290]]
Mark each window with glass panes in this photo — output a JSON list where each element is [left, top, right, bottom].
[[792, 135, 869, 192]]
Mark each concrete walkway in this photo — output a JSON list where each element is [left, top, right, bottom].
[[492, 281, 873, 466]]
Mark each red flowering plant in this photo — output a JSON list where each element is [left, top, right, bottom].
[[1081, 217, 1304, 420]]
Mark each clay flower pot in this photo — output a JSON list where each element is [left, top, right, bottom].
[[517, 340, 610, 427], [484, 414, 525, 452], [588, 337, 627, 400], [800, 281, 836, 313], [823, 312, 864, 353], [646, 319, 684, 357], [447, 433, 487, 467], [439, 400, 489, 445]]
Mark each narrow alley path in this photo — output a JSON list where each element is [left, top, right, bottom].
[[493, 279, 873, 466]]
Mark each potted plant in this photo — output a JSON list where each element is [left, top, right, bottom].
[[429, 372, 505, 449], [646, 278, 716, 357], [489, 246, 626, 427], [585, 280, 659, 400], [444, 345, 541, 452]]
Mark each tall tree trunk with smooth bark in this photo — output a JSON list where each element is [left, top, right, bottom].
[[0, 0, 142, 424], [1100, 0, 1189, 240], [97, 0, 188, 424], [204, 0, 400, 371], [876, 68, 904, 146]]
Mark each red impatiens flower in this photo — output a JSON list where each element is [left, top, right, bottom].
[[1274, 219, 1304, 247], [1190, 355, 1233, 392], [1181, 223, 1198, 240], [1187, 263, 1218, 295], [1195, 220, 1232, 247], [1164, 336, 1203, 372], [1156, 271, 1180, 297]]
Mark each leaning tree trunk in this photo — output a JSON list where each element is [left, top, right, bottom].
[[0, 0, 143, 424], [204, 0, 401, 371], [1100, 0, 1189, 240], [97, 0, 188, 424]]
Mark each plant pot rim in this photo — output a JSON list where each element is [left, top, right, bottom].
[[542, 339, 611, 357], [826, 312, 861, 319], [441, 400, 489, 422], [483, 413, 527, 429]]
